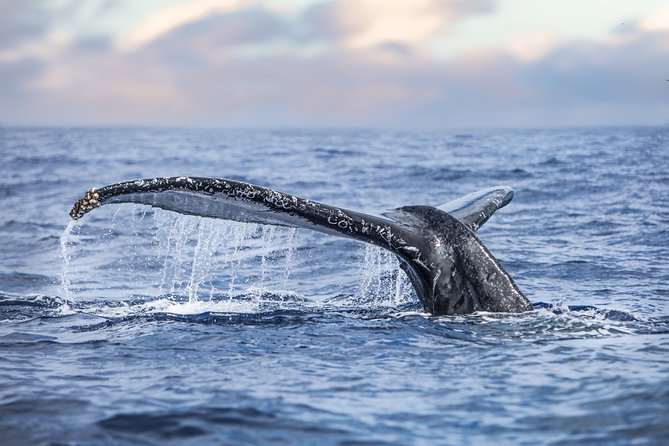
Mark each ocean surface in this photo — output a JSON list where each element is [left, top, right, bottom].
[[0, 126, 668, 445]]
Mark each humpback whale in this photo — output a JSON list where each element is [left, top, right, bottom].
[[69, 177, 532, 315]]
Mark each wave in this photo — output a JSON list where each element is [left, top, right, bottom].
[[2, 292, 667, 342]]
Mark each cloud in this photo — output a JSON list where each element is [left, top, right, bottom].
[[304, 0, 493, 50], [499, 33, 563, 63], [0, 0, 667, 127], [0, 0, 50, 49], [0, 31, 72, 64], [418, 22, 669, 127], [114, 0, 252, 52], [0, 58, 44, 119], [144, 6, 291, 60], [639, 4, 669, 32]]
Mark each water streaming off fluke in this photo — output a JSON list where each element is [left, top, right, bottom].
[[58, 207, 412, 313]]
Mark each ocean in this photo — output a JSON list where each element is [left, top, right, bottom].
[[1, 126, 668, 445]]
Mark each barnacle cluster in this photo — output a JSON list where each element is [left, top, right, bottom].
[[69, 188, 100, 220]]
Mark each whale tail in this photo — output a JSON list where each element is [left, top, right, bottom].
[[70, 177, 532, 315]]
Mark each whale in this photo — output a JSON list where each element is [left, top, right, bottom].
[[69, 177, 533, 315]]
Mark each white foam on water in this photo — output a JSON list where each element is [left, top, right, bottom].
[[162, 298, 259, 315], [81, 297, 260, 319]]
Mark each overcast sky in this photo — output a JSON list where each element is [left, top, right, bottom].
[[1, 0, 668, 128]]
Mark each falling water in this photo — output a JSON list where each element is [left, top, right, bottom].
[[155, 211, 198, 295], [59, 220, 78, 306], [185, 218, 221, 302], [59, 207, 414, 310], [153, 210, 299, 302], [282, 227, 297, 290], [357, 244, 413, 307], [223, 221, 258, 298]]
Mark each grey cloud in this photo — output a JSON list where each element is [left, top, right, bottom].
[[146, 8, 291, 54], [0, 0, 52, 49], [432, 0, 496, 17], [70, 36, 113, 53], [405, 32, 669, 128], [374, 42, 415, 58], [0, 58, 45, 123], [301, 1, 359, 43], [527, 36, 669, 103]]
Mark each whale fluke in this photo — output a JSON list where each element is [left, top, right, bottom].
[[70, 177, 532, 315]]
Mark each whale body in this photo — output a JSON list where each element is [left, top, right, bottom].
[[70, 177, 532, 315]]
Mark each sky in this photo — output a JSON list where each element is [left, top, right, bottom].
[[1, 0, 668, 128]]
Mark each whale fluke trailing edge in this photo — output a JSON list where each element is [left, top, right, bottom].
[[70, 177, 532, 315]]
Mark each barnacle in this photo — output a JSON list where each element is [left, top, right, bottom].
[[69, 188, 100, 220]]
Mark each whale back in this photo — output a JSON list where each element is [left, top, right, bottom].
[[69, 177, 532, 315]]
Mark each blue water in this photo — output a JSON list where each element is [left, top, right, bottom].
[[1, 126, 668, 445]]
